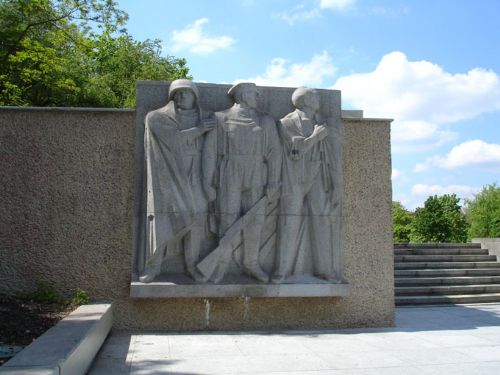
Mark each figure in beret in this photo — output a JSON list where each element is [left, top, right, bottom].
[[200, 82, 281, 283]]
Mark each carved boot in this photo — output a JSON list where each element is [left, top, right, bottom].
[[139, 268, 158, 283], [270, 273, 286, 284], [187, 267, 208, 283], [315, 272, 340, 283], [243, 262, 269, 283]]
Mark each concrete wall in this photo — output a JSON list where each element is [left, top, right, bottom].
[[0, 107, 394, 330], [472, 238, 500, 258]]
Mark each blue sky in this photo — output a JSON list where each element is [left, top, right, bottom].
[[118, 0, 500, 210]]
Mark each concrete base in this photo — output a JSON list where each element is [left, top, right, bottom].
[[0, 304, 113, 375], [130, 275, 349, 298]]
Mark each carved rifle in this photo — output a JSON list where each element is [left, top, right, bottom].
[[196, 194, 272, 283]]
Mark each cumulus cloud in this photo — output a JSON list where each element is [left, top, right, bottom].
[[333, 51, 500, 152], [320, 0, 356, 10], [277, 0, 355, 25], [276, 7, 320, 25], [403, 183, 482, 209], [415, 140, 500, 172], [411, 184, 481, 197], [238, 51, 336, 87], [170, 18, 235, 54]]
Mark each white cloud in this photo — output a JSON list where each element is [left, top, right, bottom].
[[392, 168, 401, 180], [320, 0, 356, 10], [404, 183, 481, 209], [416, 140, 500, 172], [411, 184, 480, 197], [277, 0, 355, 25], [238, 51, 336, 88], [370, 5, 409, 17], [276, 7, 320, 25], [333, 51, 500, 152], [414, 162, 428, 173], [170, 18, 235, 54]]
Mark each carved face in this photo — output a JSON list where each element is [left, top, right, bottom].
[[241, 87, 258, 109], [173, 88, 196, 110]]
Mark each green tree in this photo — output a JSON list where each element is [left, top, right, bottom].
[[392, 201, 414, 243], [79, 27, 190, 107], [465, 183, 500, 238], [410, 194, 469, 243], [0, 0, 189, 107]]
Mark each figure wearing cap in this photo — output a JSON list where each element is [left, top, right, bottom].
[[140, 79, 215, 283], [272, 87, 340, 284], [201, 82, 281, 283]]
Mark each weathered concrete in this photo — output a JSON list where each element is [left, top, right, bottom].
[[0, 304, 112, 375], [0, 105, 393, 330], [474, 238, 500, 258]]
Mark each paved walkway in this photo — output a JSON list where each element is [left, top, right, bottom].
[[89, 304, 500, 374]]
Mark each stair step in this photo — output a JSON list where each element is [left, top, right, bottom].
[[395, 284, 500, 296], [395, 262, 500, 270], [394, 243, 481, 250], [394, 248, 489, 256], [394, 255, 496, 262], [396, 293, 500, 306], [395, 269, 500, 277], [395, 276, 500, 286]]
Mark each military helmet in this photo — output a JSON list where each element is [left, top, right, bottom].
[[168, 79, 200, 102]]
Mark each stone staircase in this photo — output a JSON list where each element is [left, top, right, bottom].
[[395, 243, 500, 306]]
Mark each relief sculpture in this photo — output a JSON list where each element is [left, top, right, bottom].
[[138, 80, 342, 285]]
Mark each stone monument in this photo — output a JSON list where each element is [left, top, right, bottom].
[[131, 80, 348, 298]]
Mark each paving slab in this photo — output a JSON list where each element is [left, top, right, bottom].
[[88, 303, 500, 375]]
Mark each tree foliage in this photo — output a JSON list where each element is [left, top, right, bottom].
[[410, 194, 468, 243], [465, 183, 500, 238], [392, 201, 414, 243], [0, 0, 190, 107]]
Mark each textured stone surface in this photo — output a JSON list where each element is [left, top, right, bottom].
[[0, 107, 135, 300], [0, 107, 393, 330]]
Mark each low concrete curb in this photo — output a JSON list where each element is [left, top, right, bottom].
[[0, 303, 113, 375]]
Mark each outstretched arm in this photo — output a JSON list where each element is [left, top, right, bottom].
[[180, 118, 215, 143]]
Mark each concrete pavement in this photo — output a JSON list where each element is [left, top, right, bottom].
[[88, 304, 500, 374]]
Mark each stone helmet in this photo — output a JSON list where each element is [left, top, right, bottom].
[[168, 79, 200, 103]]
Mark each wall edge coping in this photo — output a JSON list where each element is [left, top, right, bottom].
[[342, 117, 393, 122], [0, 106, 135, 113]]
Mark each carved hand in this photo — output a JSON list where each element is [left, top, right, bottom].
[[200, 118, 216, 134], [312, 124, 328, 140]]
